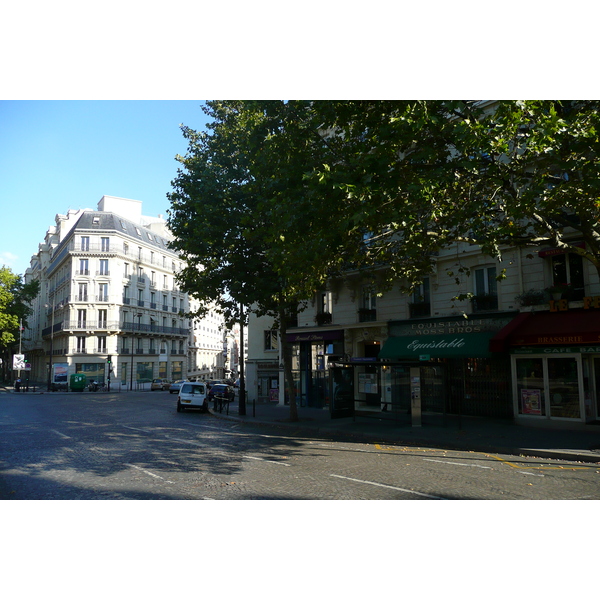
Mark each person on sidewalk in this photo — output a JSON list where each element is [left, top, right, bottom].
[[15, 378, 21, 393]]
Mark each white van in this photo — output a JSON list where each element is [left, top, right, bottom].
[[177, 381, 208, 413]]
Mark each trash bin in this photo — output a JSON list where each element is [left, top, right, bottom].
[[70, 373, 87, 392]]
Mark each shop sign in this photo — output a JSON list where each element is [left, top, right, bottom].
[[389, 315, 515, 337], [258, 362, 279, 370], [548, 296, 600, 312], [512, 346, 600, 354], [287, 330, 344, 343]]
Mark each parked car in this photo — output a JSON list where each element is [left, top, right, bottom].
[[177, 381, 208, 413], [206, 379, 223, 390], [208, 383, 235, 403], [169, 380, 186, 394], [151, 378, 171, 391]]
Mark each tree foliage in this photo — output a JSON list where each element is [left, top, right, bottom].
[[0, 266, 40, 380], [300, 100, 600, 285], [167, 101, 338, 420]]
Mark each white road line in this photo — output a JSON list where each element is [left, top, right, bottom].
[[518, 471, 544, 477], [125, 463, 175, 484], [122, 425, 151, 433], [423, 458, 492, 469], [166, 436, 209, 447], [243, 456, 291, 467], [330, 474, 445, 499], [50, 429, 71, 439]]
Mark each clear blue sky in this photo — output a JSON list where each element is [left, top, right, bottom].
[[0, 101, 210, 276]]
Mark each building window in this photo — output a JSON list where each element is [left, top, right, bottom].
[[99, 259, 109, 275], [409, 278, 431, 318], [98, 336, 107, 353], [101, 237, 110, 251], [123, 286, 130, 303], [138, 289, 144, 307], [551, 252, 585, 300], [472, 266, 498, 311], [316, 291, 332, 325], [79, 259, 89, 275], [78, 283, 88, 302], [359, 287, 377, 322], [77, 309, 87, 328], [98, 283, 108, 302], [98, 309, 107, 328], [76, 336, 86, 353], [264, 329, 279, 351], [81, 236, 89, 251]]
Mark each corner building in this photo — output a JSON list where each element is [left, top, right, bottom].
[[247, 237, 600, 429], [24, 196, 192, 389]]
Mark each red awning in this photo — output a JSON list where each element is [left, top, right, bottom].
[[491, 309, 600, 348], [489, 312, 534, 352]]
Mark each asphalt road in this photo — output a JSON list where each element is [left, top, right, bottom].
[[1, 390, 599, 500]]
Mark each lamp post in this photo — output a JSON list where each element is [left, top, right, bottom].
[[130, 313, 142, 391]]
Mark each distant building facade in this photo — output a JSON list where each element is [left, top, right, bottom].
[[23, 196, 225, 388]]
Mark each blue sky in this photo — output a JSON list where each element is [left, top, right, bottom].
[[0, 101, 210, 276]]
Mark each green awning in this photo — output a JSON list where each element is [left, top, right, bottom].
[[379, 331, 497, 360]]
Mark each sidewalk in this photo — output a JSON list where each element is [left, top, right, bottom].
[[210, 399, 600, 464]]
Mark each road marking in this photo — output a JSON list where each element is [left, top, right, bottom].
[[423, 458, 492, 469], [518, 471, 544, 477], [122, 425, 151, 433], [330, 474, 445, 499], [243, 456, 291, 466], [125, 463, 175, 484], [50, 429, 71, 439]]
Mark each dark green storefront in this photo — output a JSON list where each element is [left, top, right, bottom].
[[378, 314, 516, 419]]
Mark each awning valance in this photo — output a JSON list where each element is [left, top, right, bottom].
[[491, 309, 600, 347]]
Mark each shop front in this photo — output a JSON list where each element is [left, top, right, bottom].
[[491, 308, 600, 423], [287, 330, 344, 408], [378, 314, 516, 419]]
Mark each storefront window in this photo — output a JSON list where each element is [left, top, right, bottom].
[[159, 361, 167, 379], [172, 361, 183, 381], [516, 358, 545, 416], [548, 357, 580, 418]]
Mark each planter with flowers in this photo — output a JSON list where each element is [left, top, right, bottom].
[[545, 283, 572, 300]]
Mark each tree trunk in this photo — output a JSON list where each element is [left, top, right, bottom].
[[278, 305, 298, 422]]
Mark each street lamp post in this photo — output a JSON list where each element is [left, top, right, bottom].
[[130, 313, 142, 391]]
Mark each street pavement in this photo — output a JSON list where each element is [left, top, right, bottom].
[[3, 384, 600, 464], [212, 397, 600, 464]]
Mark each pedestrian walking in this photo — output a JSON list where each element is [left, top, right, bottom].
[[15, 378, 21, 392]]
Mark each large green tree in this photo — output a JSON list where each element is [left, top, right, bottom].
[[0, 267, 40, 380], [299, 100, 600, 289], [167, 101, 341, 421]]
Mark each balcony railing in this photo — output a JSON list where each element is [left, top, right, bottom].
[[409, 302, 431, 319], [358, 308, 377, 322], [471, 294, 499, 312]]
